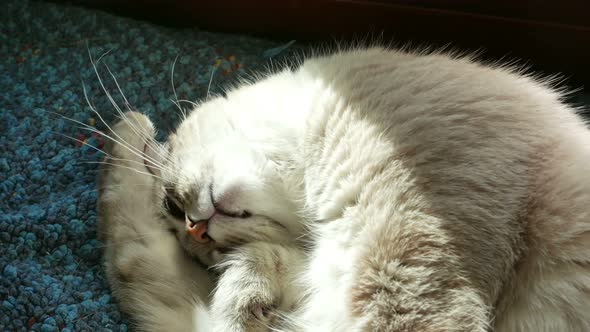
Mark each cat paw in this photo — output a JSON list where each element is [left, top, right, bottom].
[[211, 270, 279, 331], [211, 282, 279, 331], [209, 242, 305, 331], [210, 243, 285, 331]]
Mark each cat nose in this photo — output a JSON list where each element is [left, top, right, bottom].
[[185, 216, 211, 243], [184, 209, 215, 243]]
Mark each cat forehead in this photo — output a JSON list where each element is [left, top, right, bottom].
[[165, 133, 254, 172], [171, 116, 240, 151]]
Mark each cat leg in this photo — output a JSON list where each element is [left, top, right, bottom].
[[98, 112, 213, 331], [104, 226, 213, 332], [493, 257, 590, 332], [209, 242, 305, 332], [295, 217, 491, 332], [346, 228, 490, 332]]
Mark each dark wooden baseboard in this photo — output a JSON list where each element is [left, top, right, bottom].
[[60, 0, 590, 86]]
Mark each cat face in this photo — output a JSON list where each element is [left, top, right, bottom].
[[150, 97, 299, 265]]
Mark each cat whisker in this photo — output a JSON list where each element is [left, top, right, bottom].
[[254, 315, 284, 332], [293, 227, 314, 244], [80, 154, 159, 171], [100, 61, 169, 164], [85, 45, 175, 166], [206, 65, 216, 101], [114, 109, 169, 168], [101, 61, 133, 111], [97, 183, 157, 190], [83, 50, 168, 170], [94, 46, 114, 63], [80, 85, 154, 163], [87, 47, 126, 116], [85, 50, 157, 159], [177, 99, 200, 108], [54, 110, 166, 171], [85, 161, 167, 182], [97, 62, 168, 155], [56, 131, 165, 179], [63, 133, 165, 179], [170, 54, 187, 120], [169, 98, 186, 123], [88, 157, 163, 181], [266, 310, 296, 332], [51, 131, 109, 157]]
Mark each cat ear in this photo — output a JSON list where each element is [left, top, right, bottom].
[[143, 142, 165, 177]]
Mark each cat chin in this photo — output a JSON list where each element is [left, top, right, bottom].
[[176, 234, 219, 266], [173, 227, 238, 266]]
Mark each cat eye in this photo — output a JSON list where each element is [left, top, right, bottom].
[[164, 195, 185, 220], [215, 208, 252, 219]]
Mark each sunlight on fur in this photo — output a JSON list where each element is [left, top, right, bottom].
[[70, 44, 590, 332]]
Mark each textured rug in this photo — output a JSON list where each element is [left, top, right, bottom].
[[0, 1, 298, 331]]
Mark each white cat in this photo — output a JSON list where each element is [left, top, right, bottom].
[[102, 47, 590, 331]]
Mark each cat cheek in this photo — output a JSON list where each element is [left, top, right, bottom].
[[211, 249, 224, 264]]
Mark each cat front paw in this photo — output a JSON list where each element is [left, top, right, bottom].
[[210, 282, 279, 331], [210, 258, 279, 330], [230, 288, 278, 331], [209, 242, 302, 331]]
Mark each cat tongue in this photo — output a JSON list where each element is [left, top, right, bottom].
[[186, 220, 211, 243]]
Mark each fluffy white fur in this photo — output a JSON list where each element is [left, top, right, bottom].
[[99, 47, 590, 331]]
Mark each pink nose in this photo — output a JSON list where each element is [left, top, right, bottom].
[[186, 218, 211, 243]]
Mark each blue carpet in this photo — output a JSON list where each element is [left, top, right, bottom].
[[0, 1, 297, 331]]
